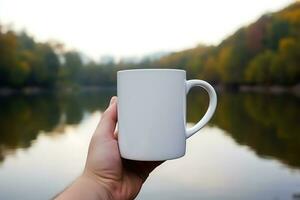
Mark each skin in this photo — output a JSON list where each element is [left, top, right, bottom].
[[55, 96, 163, 200]]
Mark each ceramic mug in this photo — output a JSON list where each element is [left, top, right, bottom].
[[117, 69, 217, 161]]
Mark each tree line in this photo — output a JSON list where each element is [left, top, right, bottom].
[[0, 2, 299, 88], [155, 2, 300, 85], [0, 28, 118, 88]]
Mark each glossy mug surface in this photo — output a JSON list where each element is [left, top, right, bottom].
[[117, 69, 217, 161]]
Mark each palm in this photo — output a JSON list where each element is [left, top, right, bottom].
[[85, 99, 162, 200]]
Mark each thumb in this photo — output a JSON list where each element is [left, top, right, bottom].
[[94, 96, 118, 140]]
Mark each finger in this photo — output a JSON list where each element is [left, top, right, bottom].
[[109, 96, 117, 106], [113, 129, 119, 140], [94, 96, 118, 140]]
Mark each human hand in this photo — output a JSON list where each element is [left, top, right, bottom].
[[56, 96, 162, 200]]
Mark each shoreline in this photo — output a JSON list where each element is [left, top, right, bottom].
[[215, 84, 300, 96], [0, 84, 299, 96], [0, 86, 117, 96]]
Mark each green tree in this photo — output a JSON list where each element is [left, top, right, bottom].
[[245, 50, 275, 84], [29, 44, 60, 86], [63, 51, 83, 81], [265, 18, 290, 50]]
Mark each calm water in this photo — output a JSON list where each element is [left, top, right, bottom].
[[0, 89, 299, 200]]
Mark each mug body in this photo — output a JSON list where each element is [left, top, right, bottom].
[[117, 69, 186, 160]]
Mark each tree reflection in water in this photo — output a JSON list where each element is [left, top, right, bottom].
[[0, 89, 115, 163], [187, 89, 300, 169], [0, 89, 299, 170]]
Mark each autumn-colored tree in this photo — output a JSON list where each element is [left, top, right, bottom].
[[0, 29, 18, 85]]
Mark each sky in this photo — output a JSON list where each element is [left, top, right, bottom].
[[0, 0, 294, 60]]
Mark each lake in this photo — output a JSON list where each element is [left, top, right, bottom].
[[0, 89, 299, 200]]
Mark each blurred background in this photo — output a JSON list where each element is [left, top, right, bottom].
[[0, 0, 299, 199]]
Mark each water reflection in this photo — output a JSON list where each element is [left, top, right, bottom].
[[0, 89, 299, 171], [0, 89, 115, 163], [187, 90, 300, 169]]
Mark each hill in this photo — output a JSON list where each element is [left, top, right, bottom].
[[155, 2, 300, 85]]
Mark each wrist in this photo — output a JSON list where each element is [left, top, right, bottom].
[[79, 172, 114, 200], [55, 172, 113, 200]]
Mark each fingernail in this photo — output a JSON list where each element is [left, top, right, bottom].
[[109, 96, 117, 105]]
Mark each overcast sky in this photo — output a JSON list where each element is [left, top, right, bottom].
[[0, 0, 294, 60]]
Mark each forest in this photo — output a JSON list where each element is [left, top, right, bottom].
[[0, 2, 299, 88]]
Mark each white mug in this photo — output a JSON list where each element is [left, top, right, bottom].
[[117, 69, 217, 161]]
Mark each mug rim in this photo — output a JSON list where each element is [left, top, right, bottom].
[[118, 68, 185, 74]]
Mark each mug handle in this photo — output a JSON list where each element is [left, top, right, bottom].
[[185, 80, 217, 138]]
